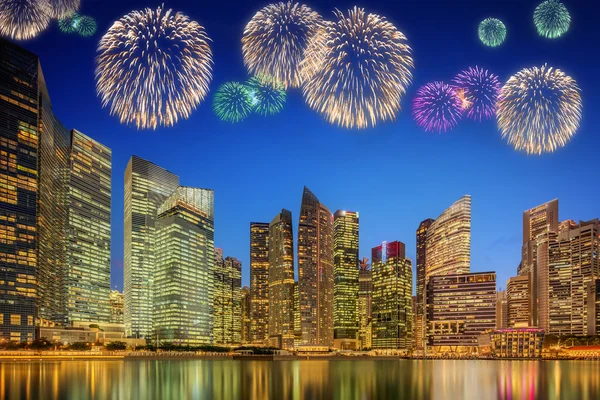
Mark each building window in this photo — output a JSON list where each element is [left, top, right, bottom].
[[10, 314, 20, 325], [10, 332, 20, 341], [27, 316, 33, 326]]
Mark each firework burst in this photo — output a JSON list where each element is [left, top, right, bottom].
[[95, 5, 213, 130], [76, 15, 96, 37], [478, 18, 506, 47], [58, 12, 80, 33], [0, 0, 52, 41], [242, 1, 323, 89], [246, 76, 286, 116], [213, 82, 254, 123], [497, 64, 582, 155], [451, 66, 502, 121], [301, 7, 413, 129], [412, 81, 463, 133], [534, 0, 570, 39], [48, 0, 79, 19]]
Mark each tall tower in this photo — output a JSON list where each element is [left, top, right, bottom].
[[241, 286, 251, 344], [357, 258, 372, 350], [333, 210, 359, 349], [415, 218, 434, 349], [66, 129, 112, 323], [124, 156, 179, 338], [153, 187, 214, 345], [298, 187, 334, 346], [214, 254, 242, 345], [268, 209, 295, 349], [250, 222, 269, 344], [371, 241, 413, 350]]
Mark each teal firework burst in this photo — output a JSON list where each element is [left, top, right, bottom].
[[213, 82, 254, 123], [58, 13, 80, 34], [534, 0, 570, 39], [246, 76, 286, 116], [76, 15, 96, 37], [478, 18, 506, 47]]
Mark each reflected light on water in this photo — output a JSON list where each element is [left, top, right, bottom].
[[0, 359, 599, 399]]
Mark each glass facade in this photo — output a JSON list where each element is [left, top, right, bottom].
[[268, 209, 295, 349], [371, 241, 412, 350], [110, 290, 124, 324], [415, 218, 434, 350], [358, 258, 372, 350], [249, 222, 269, 344], [213, 254, 242, 345], [298, 187, 333, 346], [153, 187, 214, 345], [66, 129, 111, 323], [507, 275, 530, 327], [124, 156, 179, 338], [333, 210, 359, 342]]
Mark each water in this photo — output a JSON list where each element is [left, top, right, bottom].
[[1, 359, 599, 399]]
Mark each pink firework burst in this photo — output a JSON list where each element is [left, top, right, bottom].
[[412, 81, 463, 133], [451, 66, 501, 121]]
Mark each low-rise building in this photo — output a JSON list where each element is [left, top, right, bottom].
[[490, 328, 544, 359]]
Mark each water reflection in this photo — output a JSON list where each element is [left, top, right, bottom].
[[1, 359, 599, 399]]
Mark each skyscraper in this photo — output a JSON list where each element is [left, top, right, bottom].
[[268, 209, 295, 349], [521, 199, 558, 328], [214, 254, 242, 345], [425, 195, 471, 278], [333, 210, 359, 349], [124, 156, 179, 338], [153, 187, 214, 345], [66, 129, 111, 323], [357, 258, 372, 350], [415, 218, 434, 350], [371, 241, 413, 350], [507, 275, 530, 327], [241, 286, 251, 344], [588, 279, 600, 336], [110, 290, 124, 324], [298, 187, 334, 346], [250, 222, 269, 344], [496, 290, 508, 329]]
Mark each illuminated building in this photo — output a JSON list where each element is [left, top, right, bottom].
[[425, 195, 471, 278], [490, 328, 544, 358], [427, 272, 496, 352], [66, 129, 111, 323], [249, 222, 269, 344], [153, 187, 214, 345], [124, 156, 179, 338], [496, 290, 508, 329], [415, 218, 434, 349], [588, 279, 600, 336], [293, 282, 301, 347], [521, 199, 558, 329], [214, 253, 242, 345], [110, 290, 124, 324], [268, 209, 295, 349], [507, 275, 530, 327], [241, 286, 251, 344], [371, 241, 412, 350], [333, 210, 359, 349], [357, 258, 372, 349], [298, 187, 334, 346], [548, 219, 599, 336]]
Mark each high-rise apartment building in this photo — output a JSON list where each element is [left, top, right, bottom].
[[124, 156, 179, 338], [110, 290, 124, 324], [415, 218, 434, 350], [507, 275, 530, 327], [358, 258, 372, 350], [214, 254, 242, 345], [298, 187, 334, 346], [333, 210, 359, 348], [496, 290, 508, 329], [268, 209, 295, 349], [66, 129, 111, 323], [241, 286, 251, 344], [371, 241, 412, 350], [427, 272, 496, 352], [249, 222, 269, 344], [153, 187, 214, 345]]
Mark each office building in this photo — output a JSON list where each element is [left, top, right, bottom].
[[507, 275, 530, 327], [490, 328, 544, 359], [293, 282, 302, 347], [358, 258, 372, 350], [371, 241, 412, 350], [428, 272, 496, 352], [415, 218, 434, 349], [588, 279, 600, 336], [268, 209, 295, 349], [249, 222, 269, 344], [153, 187, 214, 345], [110, 290, 124, 324], [124, 156, 179, 338], [214, 254, 242, 345], [241, 286, 251, 344], [333, 210, 359, 349], [66, 129, 112, 323], [298, 187, 334, 346], [496, 290, 508, 329]]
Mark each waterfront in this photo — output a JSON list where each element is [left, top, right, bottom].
[[1, 359, 599, 400]]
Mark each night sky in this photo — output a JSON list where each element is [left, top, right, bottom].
[[14, 0, 599, 291]]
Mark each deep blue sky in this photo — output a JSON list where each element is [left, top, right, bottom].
[[16, 0, 598, 291]]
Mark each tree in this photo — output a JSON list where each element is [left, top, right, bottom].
[[29, 338, 53, 350], [69, 342, 91, 351], [105, 341, 127, 351]]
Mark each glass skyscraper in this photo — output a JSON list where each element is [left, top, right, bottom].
[[333, 210, 359, 348], [124, 156, 179, 338], [415, 218, 434, 350], [153, 187, 214, 345], [298, 187, 334, 346], [250, 222, 269, 344], [214, 253, 242, 345], [241, 286, 251, 344], [357, 258, 372, 350]]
